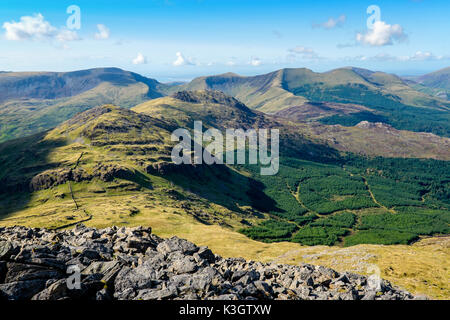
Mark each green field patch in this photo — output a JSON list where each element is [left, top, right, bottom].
[[366, 176, 423, 207], [291, 226, 348, 246], [311, 211, 356, 228], [358, 212, 450, 236], [240, 219, 298, 243], [299, 175, 377, 214], [344, 230, 418, 246]]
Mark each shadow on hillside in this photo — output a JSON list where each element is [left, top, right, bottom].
[[0, 131, 66, 219], [165, 164, 279, 216]]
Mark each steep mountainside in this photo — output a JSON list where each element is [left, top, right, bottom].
[[1, 66, 449, 143], [292, 121, 450, 160], [173, 67, 450, 137], [1, 91, 447, 245], [0, 67, 165, 102], [407, 67, 450, 100], [0, 68, 168, 142], [0, 91, 448, 298]]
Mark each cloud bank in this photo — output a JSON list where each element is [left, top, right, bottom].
[[356, 21, 406, 46], [3, 13, 80, 42], [173, 52, 195, 66], [132, 53, 147, 65], [313, 15, 346, 29]]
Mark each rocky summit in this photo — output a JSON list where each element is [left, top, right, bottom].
[[0, 225, 418, 301]]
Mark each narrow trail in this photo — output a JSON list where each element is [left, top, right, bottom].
[[287, 182, 315, 214], [360, 175, 396, 214], [1, 152, 92, 228], [73, 151, 85, 169], [68, 152, 85, 210], [255, 182, 309, 238], [288, 182, 351, 218], [342, 166, 395, 214], [67, 181, 79, 210], [51, 209, 92, 230], [65, 152, 92, 226]]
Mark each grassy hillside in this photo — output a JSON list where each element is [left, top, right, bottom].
[[292, 121, 450, 160], [417, 67, 450, 91], [170, 67, 450, 137], [1, 66, 449, 143], [406, 67, 450, 100], [1, 91, 447, 247], [0, 91, 448, 298], [0, 68, 168, 142]]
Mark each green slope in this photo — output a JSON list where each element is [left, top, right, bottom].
[[407, 67, 450, 100], [0, 68, 168, 142], [1, 91, 447, 247], [417, 67, 450, 91], [1, 66, 449, 142], [170, 67, 450, 136]]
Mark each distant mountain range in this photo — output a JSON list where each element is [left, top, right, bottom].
[[1, 66, 449, 143], [0, 68, 169, 141]]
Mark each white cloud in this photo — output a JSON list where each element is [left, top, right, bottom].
[[3, 13, 56, 40], [289, 46, 315, 55], [250, 57, 262, 66], [95, 24, 110, 40], [132, 53, 147, 65], [225, 57, 238, 66], [344, 51, 447, 62], [370, 53, 398, 61], [56, 29, 81, 42], [288, 46, 322, 60], [313, 15, 346, 29], [2, 13, 80, 42], [173, 52, 195, 66], [407, 51, 443, 61], [356, 21, 406, 46]]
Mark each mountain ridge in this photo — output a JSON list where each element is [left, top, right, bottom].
[[0, 68, 169, 142], [1, 66, 449, 141]]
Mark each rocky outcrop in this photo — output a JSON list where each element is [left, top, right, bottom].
[[355, 121, 394, 130], [171, 90, 251, 112], [0, 225, 419, 301], [29, 164, 136, 191], [145, 162, 211, 176]]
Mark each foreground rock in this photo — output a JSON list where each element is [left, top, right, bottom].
[[0, 225, 417, 300]]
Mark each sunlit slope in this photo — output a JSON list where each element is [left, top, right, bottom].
[[171, 67, 450, 136], [133, 90, 341, 162], [290, 121, 450, 161], [0, 68, 168, 142], [173, 67, 449, 112], [0, 195, 447, 299], [0, 101, 277, 231], [407, 67, 450, 100], [1, 92, 448, 249]]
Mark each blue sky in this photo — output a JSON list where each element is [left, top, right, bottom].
[[0, 0, 449, 81]]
